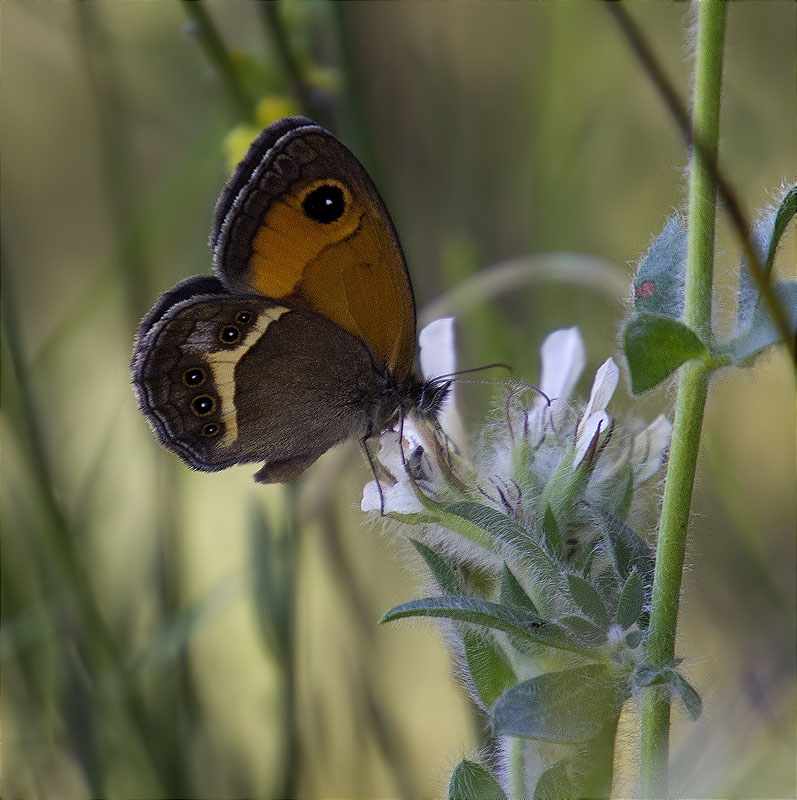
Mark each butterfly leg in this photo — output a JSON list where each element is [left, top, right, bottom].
[[361, 437, 386, 516]]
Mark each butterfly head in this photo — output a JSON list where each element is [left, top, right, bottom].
[[402, 374, 451, 422]]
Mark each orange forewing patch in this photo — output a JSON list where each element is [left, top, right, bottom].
[[242, 179, 415, 377]]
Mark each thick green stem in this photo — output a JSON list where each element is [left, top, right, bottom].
[[640, 2, 726, 797]]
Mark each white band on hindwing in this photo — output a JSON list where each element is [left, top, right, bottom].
[[205, 306, 289, 447]]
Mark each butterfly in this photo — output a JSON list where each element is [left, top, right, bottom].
[[131, 116, 450, 488]]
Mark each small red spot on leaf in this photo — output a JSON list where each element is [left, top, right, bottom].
[[635, 280, 655, 298]]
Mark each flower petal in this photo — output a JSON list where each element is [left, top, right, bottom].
[[539, 327, 586, 402], [418, 317, 466, 453], [574, 358, 619, 466], [419, 317, 456, 381], [632, 414, 672, 485], [361, 478, 424, 514], [574, 411, 611, 466], [583, 358, 620, 420]]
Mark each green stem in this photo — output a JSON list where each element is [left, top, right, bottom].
[[640, 2, 726, 797], [181, 1, 254, 121], [606, 1, 795, 365], [257, 2, 323, 122]]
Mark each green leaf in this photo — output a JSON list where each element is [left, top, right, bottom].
[[542, 505, 564, 559], [595, 508, 655, 589], [405, 499, 495, 552], [624, 313, 708, 394], [449, 759, 507, 800], [566, 573, 611, 629], [633, 215, 687, 319], [533, 717, 620, 800], [540, 449, 589, 530], [446, 502, 562, 615], [410, 539, 461, 595], [732, 280, 797, 362], [499, 564, 540, 616], [632, 665, 702, 720], [673, 673, 702, 721], [533, 759, 572, 800], [380, 596, 543, 639], [598, 462, 634, 523], [615, 570, 644, 630], [764, 185, 797, 271], [446, 501, 537, 555], [738, 185, 797, 327], [463, 630, 517, 708], [625, 629, 643, 649], [381, 597, 588, 654], [633, 661, 681, 688], [558, 614, 607, 647], [493, 664, 627, 742]]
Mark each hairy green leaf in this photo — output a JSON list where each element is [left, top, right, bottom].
[[542, 504, 564, 559], [493, 664, 627, 742], [558, 614, 607, 646], [446, 501, 563, 615], [449, 759, 507, 800], [595, 508, 655, 589], [533, 717, 620, 800], [381, 597, 588, 654], [625, 629, 643, 649], [633, 215, 687, 320], [615, 569, 644, 629], [624, 313, 708, 393], [738, 185, 797, 327], [499, 564, 540, 616], [410, 539, 461, 595], [381, 596, 542, 639], [566, 573, 610, 629], [463, 630, 517, 708], [732, 280, 797, 362], [673, 673, 703, 721]]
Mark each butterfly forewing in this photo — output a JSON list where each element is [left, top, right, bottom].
[[212, 117, 417, 379]]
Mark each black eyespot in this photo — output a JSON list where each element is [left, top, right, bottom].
[[219, 325, 241, 344], [183, 367, 205, 387], [201, 422, 221, 438], [191, 395, 215, 417], [236, 311, 252, 325], [302, 184, 345, 224]]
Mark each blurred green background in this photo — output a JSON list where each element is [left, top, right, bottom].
[[2, 2, 794, 797]]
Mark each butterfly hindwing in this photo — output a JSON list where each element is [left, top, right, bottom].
[[132, 275, 391, 481]]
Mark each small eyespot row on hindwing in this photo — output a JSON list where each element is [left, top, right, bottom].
[[183, 367, 206, 387], [201, 422, 222, 438], [219, 325, 241, 345], [191, 395, 216, 417]]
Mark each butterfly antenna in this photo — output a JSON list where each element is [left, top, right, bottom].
[[429, 362, 513, 384], [445, 376, 550, 405]]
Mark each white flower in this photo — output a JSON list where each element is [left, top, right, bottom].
[[574, 358, 620, 467], [525, 327, 585, 444], [361, 318, 459, 514], [419, 317, 465, 452], [631, 414, 672, 485], [539, 327, 586, 402]]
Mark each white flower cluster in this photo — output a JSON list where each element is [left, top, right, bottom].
[[362, 321, 671, 524]]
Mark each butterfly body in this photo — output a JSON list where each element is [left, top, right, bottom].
[[133, 117, 447, 483]]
